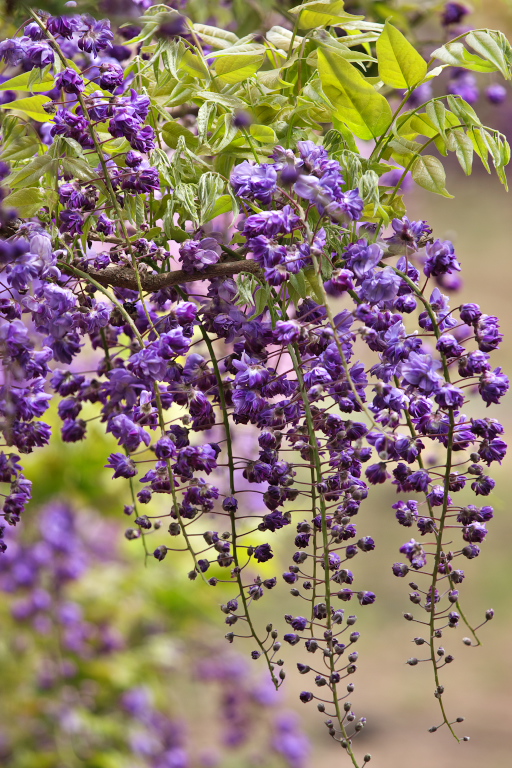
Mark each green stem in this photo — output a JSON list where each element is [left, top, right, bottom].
[[289, 342, 361, 768], [198, 323, 280, 688]]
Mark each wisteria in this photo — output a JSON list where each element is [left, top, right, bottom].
[[0, 1, 510, 765], [0, 501, 310, 766]]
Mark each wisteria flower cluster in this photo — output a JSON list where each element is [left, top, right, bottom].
[[0, 1, 510, 764]]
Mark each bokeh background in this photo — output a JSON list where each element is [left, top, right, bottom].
[[2, 2, 512, 767]]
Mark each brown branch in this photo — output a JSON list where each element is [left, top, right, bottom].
[[61, 259, 263, 292]]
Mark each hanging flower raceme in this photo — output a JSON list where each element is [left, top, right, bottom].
[[0, 3, 510, 764]]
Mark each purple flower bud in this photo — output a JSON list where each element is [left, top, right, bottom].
[[254, 543, 273, 562]]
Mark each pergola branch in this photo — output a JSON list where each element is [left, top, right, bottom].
[[62, 259, 263, 292]]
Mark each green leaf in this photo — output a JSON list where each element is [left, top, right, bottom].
[[250, 285, 269, 319], [446, 95, 482, 128], [467, 127, 491, 173], [318, 48, 392, 140], [359, 169, 380, 213], [162, 121, 199, 150], [236, 274, 257, 306], [388, 136, 422, 164], [197, 102, 216, 144], [208, 114, 238, 153], [202, 194, 234, 222], [431, 41, 498, 74], [0, 95, 53, 122], [303, 268, 324, 304], [289, 271, 308, 300], [411, 155, 453, 197], [249, 124, 277, 144], [193, 23, 239, 49], [376, 21, 427, 89], [1, 135, 43, 162], [2, 187, 44, 216], [0, 69, 55, 92], [214, 51, 264, 84], [266, 25, 303, 52], [179, 49, 210, 80], [425, 101, 447, 140], [195, 91, 246, 110], [466, 30, 511, 80], [288, 0, 364, 30], [446, 129, 473, 175], [7, 155, 58, 189], [197, 172, 225, 223]]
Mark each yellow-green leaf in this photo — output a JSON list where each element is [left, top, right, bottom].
[[431, 41, 497, 74], [466, 30, 511, 80], [467, 127, 491, 173], [3, 186, 44, 216], [0, 95, 53, 122], [214, 53, 264, 84], [0, 70, 55, 92], [289, 0, 363, 30], [162, 120, 199, 150], [376, 21, 427, 89], [318, 48, 392, 140], [446, 129, 473, 175], [179, 48, 210, 80], [203, 194, 234, 222], [411, 155, 453, 198], [249, 124, 277, 144]]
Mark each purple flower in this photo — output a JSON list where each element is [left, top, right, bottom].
[[399, 539, 427, 570], [55, 69, 85, 94], [59, 210, 84, 236], [324, 269, 354, 297], [435, 383, 465, 409], [402, 352, 443, 394], [0, 39, 26, 66], [96, 213, 115, 236], [179, 238, 221, 272], [299, 691, 313, 703], [254, 544, 274, 563], [392, 562, 409, 577], [361, 267, 401, 305], [393, 500, 418, 527], [61, 418, 86, 443], [242, 206, 300, 239], [442, 2, 470, 26], [326, 189, 364, 221], [78, 16, 114, 56], [231, 161, 277, 204], [129, 125, 156, 153], [26, 42, 54, 68], [449, 71, 479, 104], [344, 239, 383, 280], [108, 414, 151, 452], [463, 522, 488, 543], [486, 84, 507, 105], [358, 591, 376, 605], [479, 367, 509, 405], [424, 239, 461, 278], [106, 453, 138, 479], [98, 62, 124, 91], [274, 320, 301, 344]]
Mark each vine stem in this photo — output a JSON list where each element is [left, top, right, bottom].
[[193, 312, 280, 688], [289, 342, 361, 768], [389, 263, 482, 644]]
